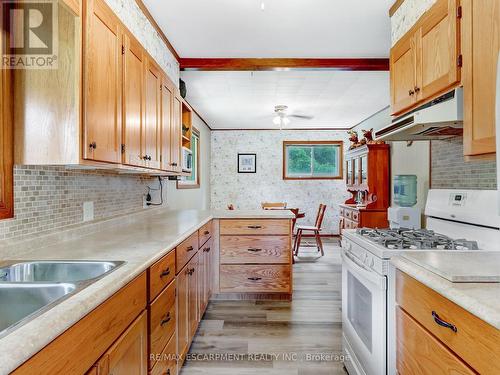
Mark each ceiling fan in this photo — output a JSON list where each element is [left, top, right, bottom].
[[272, 105, 314, 129]]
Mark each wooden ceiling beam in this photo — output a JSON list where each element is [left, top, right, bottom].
[[179, 58, 389, 71]]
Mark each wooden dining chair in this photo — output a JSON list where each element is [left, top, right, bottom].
[[261, 202, 287, 210], [293, 204, 327, 258]]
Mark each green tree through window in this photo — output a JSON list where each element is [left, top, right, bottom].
[[284, 141, 343, 179]]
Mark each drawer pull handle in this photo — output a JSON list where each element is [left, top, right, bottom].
[[204, 230, 210, 235], [432, 311, 458, 333], [247, 248, 262, 252], [161, 312, 171, 326], [160, 268, 170, 278], [247, 277, 262, 281], [203, 247, 211, 253], [186, 246, 195, 251], [247, 225, 262, 229]]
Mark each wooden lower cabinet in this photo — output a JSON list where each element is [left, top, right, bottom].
[[396, 307, 475, 375], [396, 270, 500, 374], [150, 333, 177, 375], [198, 239, 213, 315], [90, 311, 148, 375]]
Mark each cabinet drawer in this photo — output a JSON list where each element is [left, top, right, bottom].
[[220, 236, 290, 264], [344, 209, 352, 220], [149, 250, 176, 302], [198, 220, 213, 248], [352, 210, 359, 222], [150, 332, 177, 375], [176, 232, 199, 273], [339, 207, 345, 217], [396, 270, 500, 374], [149, 280, 176, 369], [344, 218, 358, 229], [220, 219, 290, 235], [220, 265, 291, 293], [396, 307, 475, 375]]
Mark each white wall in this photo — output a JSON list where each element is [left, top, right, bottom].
[[165, 114, 212, 210], [210, 130, 350, 235]]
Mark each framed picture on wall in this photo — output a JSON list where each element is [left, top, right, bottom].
[[238, 153, 257, 173]]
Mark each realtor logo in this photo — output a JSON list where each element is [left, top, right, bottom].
[[2, 0, 58, 69]]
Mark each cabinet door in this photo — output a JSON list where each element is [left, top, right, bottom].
[[0, 28, 13, 220], [198, 243, 212, 316], [123, 32, 145, 167], [360, 155, 367, 185], [171, 95, 182, 173], [144, 58, 162, 169], [188, 253, 199, 341], [176, 263, 189, 361], [94, 311, 148, 375], [416, 0, 460, 102], [462, 0, 499, 156], [390, 32, 418, 114], [161, 78, 175, 171], [83, 0, 122, 163]]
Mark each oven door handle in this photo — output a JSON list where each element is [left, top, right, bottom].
[[342, 252, 386, 290]]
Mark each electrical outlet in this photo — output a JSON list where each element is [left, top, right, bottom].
[[83, 201, 94, 222]]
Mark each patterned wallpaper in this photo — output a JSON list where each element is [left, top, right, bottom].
[[431, 137, 497, 190], [391, 0, 437, 45], [104, 0, 180, 85], [210, 130, 350, 235]]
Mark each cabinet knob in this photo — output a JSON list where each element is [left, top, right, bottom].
[[408, 89, 415, 96], [89, 142, 96, 149], [171, 162, 178, 167], [186, 246, 194, 252], [203, 247, 210, 253], [204, 230, 210, 235], [414, 86, 421, 93]]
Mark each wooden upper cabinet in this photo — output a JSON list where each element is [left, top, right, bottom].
[[391, 32, 418, 114], [0, 28, 14, 220], [83, 0, 122, 163], [123, 32, 146, 168], [390, 0, 461, 115], [171, 94, 183, 173], [161, 77, 174, 171], [144, 58, 162, 170], [462, 0, 499, 156], [93, 311, 148, 375], [416, 0, 460, 101]]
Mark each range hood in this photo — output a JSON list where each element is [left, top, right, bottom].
[[375, 88, 463, 141]]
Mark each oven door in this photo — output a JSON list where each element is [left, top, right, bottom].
[[342, 250, 387, 375]]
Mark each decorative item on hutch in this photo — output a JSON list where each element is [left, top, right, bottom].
[[339, 130, 390, 233]]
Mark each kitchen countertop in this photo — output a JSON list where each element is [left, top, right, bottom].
[[0, 208, 293, 374], [391, 252, 500, 330]]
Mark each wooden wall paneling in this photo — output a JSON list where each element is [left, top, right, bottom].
[[83, 0, 123, 163]]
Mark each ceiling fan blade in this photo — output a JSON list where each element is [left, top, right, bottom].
[[290, 114, 314, 120]]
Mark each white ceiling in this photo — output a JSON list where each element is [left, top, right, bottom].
[[142, 0, 393, 58], [182, 70, 390, 129]]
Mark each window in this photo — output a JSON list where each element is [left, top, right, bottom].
[[177, 128, 200, 189], [283, 141, 343, 180]]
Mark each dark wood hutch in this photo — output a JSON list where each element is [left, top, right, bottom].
[[339, 144, 390, 232]]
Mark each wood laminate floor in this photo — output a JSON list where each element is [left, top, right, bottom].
[[181, 239, 347, 375]]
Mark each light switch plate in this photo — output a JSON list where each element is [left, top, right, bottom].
[[83, 201, 94, 222]]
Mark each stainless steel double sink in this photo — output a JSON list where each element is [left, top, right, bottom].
[[0, 260, 124, 338]]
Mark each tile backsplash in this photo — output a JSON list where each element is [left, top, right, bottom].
[[0, 166, 155, 241], [431, 137, 497, 190]]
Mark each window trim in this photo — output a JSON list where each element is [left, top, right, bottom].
[[177, 127, 200, 189], [282, 140, 344, 181]]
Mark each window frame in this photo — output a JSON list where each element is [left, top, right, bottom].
[[177, 127, 200, 189], [282, 140, 344, 181]]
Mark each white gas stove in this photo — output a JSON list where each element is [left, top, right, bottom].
[[341, 189, 500, 375]]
